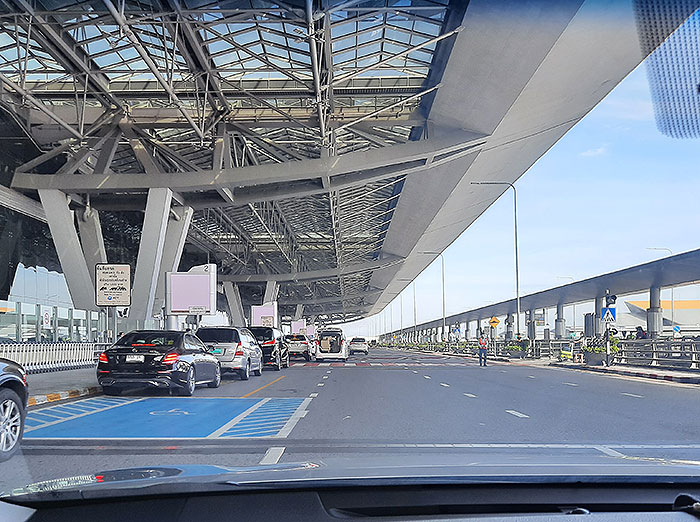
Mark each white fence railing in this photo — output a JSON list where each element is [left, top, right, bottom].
[[0, 343, 111, 374]]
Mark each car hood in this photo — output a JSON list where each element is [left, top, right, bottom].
[[5, 452, 700, 502]]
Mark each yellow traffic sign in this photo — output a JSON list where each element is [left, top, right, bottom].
[[489, 316, 500, 327]]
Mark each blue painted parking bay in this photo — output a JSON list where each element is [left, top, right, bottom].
[[24, 397, 309, 439]]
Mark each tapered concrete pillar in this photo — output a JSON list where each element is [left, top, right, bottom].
[[77, 207, 107, 288], [223, 281, 246, 326], [647, 286, 663, 338], [153, 206, 193, 315], [555, 302, 565, 339]]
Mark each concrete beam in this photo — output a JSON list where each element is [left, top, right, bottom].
[[12, 130, 486, 193], [129, 188, 173, 320], [38, 190, 97, 311]]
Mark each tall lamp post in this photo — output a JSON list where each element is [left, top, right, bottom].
[[647, 247, 675, 335], [471, 181, 521, 338], [418, 251, 446, 341]]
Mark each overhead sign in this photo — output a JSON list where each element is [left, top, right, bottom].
[[95, 264, 131, 307], [601, 307, 616, 323], [166, 264, 217, 316], [261, 316, 274, 327], [489, 316, 500, 328]]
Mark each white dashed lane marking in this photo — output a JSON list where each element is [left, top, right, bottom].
[[506, 410, 529, 418], [259, 446, 285, 465], [621, 392, 643, 398], [424, 376, 431, 379], [563, 382, 578, 387], [309, 393, 318, 398], [317, 383, 325, 387], [440, 383, 450, 387], [464, 393, 477, 398], [528, 376, 535, 379]]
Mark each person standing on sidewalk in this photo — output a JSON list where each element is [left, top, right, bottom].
[[478, 335, 488, 366]]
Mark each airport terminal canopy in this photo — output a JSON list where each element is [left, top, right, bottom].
[[1, 0, 696, 325]]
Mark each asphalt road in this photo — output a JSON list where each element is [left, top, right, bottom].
[[4, 347, 700, 492]]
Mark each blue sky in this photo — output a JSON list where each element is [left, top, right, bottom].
[[342, 54, 700, 338]]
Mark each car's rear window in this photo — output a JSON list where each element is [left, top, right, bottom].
[[196, 329, 240, 343], [116, 332, 180, 348], [319, 332, 342, 340], [352, 337, 366, 342], [249, 327, 274, 341], [285, 334, 306, 341]]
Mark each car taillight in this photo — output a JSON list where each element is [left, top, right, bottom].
[[162, 352, 179, 365], [99, 352, 108, 363], [235, 342, 244, 356], [263, 340, 275, 345]]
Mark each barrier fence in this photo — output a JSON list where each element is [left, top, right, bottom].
[[386, 338, 700, 372], [0, 342, 111, 374]]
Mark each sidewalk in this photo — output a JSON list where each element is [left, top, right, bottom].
[[26, 368, 100, 407], [549, 361, 700, 385]]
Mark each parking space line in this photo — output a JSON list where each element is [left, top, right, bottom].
[[505, 410, 529, 418], [274, 397, 312, 438], [25, 398, 144, 433], [207, 399, 269, 438], [240, 376, 285, 398]]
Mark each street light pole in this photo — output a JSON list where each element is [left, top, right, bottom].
[[647, 247, 674, 335], [440, 254, 446, 340], [413, 282, 417, 337], [471, 181, 521, 338]]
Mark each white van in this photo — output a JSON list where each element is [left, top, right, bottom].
[[315, 328, 347, 361]]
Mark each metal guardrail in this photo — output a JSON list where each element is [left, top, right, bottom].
[[0, 342, 112, 374], [612, 339, 700, 370]]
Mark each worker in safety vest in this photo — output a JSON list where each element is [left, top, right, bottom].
[[478, 335, 489, 367]]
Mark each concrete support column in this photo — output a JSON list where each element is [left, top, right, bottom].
[[34, 304, 41, 343], [465, 320, 470, 340], [263, 281, 279, 305], [68, 308, 74, 341], [130, 188, 173, 321], [527, 309, 536, 340], [594, 296, 605, 336], [223, 282, 246, 326], [39, 190, 96, 311], [294, 304, 304, 321], [77, 207, 107, 288], [505, 314, 514, 340], [555, 302, 565, 339], [647, 286, 663, 339], [153, 205, 193, 315]]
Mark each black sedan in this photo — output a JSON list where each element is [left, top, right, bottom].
[[97, 331, 221, 396], [0, 358, 28, 461]]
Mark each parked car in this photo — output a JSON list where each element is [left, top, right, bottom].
[[316, 327, 348, 361], [248, 327, 290, 371], [0, 358, 28, 461], [196, 326, 263, 380], [349, 337, 369, 355], [96, 330, 221, 396], [284, 334, 313, 361]]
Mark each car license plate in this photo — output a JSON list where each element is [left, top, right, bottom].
[[211, 348, 222, 354], [125, 354, 144, 363]]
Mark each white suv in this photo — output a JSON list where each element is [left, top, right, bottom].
[[349, 337, 369, 355]]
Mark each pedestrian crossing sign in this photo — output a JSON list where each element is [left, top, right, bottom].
[[601, 307, 616, 323]]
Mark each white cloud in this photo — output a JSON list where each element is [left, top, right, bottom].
[[579, 145, 608, 157]]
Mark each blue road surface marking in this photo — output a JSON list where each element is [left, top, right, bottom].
[[26, 398, 260, 439], [24, 397, 308, 439]]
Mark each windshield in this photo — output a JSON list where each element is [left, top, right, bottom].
[[114, 332, 180, 348], [196, 329, 239, 344], [4, 1, 700, 504], [248, 327, 274, 342]]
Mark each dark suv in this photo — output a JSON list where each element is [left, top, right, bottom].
[[0, 358, 28, 461], [248, 327, 290, 371]]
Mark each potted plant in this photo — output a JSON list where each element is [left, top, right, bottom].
[[582, 336, 619, 365], [505, 343, 526, 358]]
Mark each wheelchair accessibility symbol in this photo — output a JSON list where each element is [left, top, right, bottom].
[[149, 409, 193, 416]]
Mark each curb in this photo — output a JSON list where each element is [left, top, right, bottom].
[[549, 363, 700, 384], [28, 386, 102, 407]]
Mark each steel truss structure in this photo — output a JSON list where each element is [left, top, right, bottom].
[[0, 0, 458, 323]]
